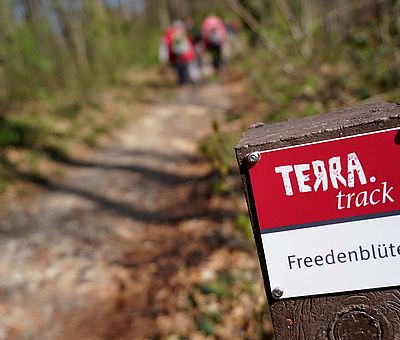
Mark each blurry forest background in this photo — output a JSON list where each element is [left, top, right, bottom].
[[0, 0, 399, 190], [0, 0, 399, 339]]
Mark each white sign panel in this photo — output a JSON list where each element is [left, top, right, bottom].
[[262, 214, 400, 299]]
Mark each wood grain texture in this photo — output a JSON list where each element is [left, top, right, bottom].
[[271, 290, 400, 339], [235, 102, 400, 339]]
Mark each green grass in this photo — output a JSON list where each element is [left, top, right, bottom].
[[198, 121, 240, 176], [235, 213, 253, 240], [197, 273, 235, 299]]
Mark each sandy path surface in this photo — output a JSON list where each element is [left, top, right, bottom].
[[0, 80, 268, 339]]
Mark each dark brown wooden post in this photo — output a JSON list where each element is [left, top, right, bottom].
[[235, 102, 400, 339]]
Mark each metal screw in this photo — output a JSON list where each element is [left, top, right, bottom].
[[272, 287, 284, 299], [247, 152, 260, 164]]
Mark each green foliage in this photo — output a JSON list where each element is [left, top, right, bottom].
[[344, 24, 400, 94], [0, 156, 12, 194], [0, 0, 160, 104], [192, 274, 235, 333], [198, 121, 239, 176], [235, 213, 253, 240], [54, 102, 83, 119], [0, 177, 10, 194], [189, 267, 266, 336], [83, 125, 111, 146], [0, 117, 43, 148], [2, 24, 55, 101], [197, 273, 235, 299], [196, 316, 215, 336], [0, 82, 130, 193], [236, 0, 399, 126]]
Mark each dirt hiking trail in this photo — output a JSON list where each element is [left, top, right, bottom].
[[0, 79, 269, 339]]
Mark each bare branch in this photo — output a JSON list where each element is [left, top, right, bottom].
[[271, 0, 309, 62], [326, 0, 385, 22], [223, 0, 281, 59]]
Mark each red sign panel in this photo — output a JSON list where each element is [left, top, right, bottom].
[[249, 129, 400, 232]]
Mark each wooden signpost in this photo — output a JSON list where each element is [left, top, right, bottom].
[[235, 102, 400, 339]]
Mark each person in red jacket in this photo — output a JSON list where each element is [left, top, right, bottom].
[[160, 20, 196, 85]]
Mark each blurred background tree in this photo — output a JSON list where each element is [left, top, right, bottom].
[[0, 0, 398, 186], [0, 0, 158, 104], [226, 0, 399, 121], [0, 1, 398, 338]]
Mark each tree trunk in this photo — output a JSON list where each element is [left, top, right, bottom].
[[53, 0, 90, 87], [158, 0, 170, 30], [24, 0, 42, 23]]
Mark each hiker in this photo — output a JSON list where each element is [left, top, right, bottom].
[[185, 17, 204, 71], [201, 14, 227, 72], [159, 20, 196, 85]]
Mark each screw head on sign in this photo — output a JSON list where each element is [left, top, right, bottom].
[[272, 287, 284, 299], [247, 152, 260, 164]]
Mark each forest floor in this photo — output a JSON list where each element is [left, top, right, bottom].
[[0, 69, 273, 339]]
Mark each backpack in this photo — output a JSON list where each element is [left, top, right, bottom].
[[171, 33, 190, 56], [209, 29, 222, 46]]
